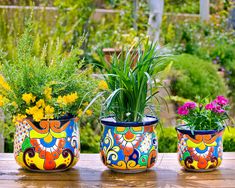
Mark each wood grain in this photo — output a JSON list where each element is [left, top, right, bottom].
[[0, 153, 235, 188]]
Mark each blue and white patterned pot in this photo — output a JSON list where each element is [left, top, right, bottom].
[[100, 116, 158, 173]]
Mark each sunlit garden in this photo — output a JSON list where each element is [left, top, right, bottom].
[[0, 0, 235, 176]]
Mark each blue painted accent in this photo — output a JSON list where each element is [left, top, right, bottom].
[[40, 137, 57, 147], [195, 146, 208, 154]]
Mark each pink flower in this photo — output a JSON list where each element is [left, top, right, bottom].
[[213, 105, 225, 114], [178, 106, 189, 116], [214, 96, 229, 106], [216, 109, 225, 114], [184, 102, 197, 109], [205, 102, 216, 110]]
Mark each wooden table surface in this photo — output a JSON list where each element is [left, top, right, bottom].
[[1, 153, 235, 188]]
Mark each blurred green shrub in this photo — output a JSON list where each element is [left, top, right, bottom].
[[170, 54, 228, 100]]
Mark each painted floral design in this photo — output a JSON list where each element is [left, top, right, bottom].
[[177, 131, 223, 171], [100, 124, 158, 171], [114, 127, 143, 156], [14, 118, 80, 171]]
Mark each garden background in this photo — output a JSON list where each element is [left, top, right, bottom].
[[0, 0, 235, 153]]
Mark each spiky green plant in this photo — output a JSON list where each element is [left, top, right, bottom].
[[98, 43, 172, 122]]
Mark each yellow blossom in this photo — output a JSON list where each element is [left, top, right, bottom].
[[57, 92, 78, 106], [66, 92, 78, 104], [44, 87, 52, 100], [33, 108, 44, 122], [0, 95, 4, 107], [77, 109, 83, 118], [83, 102, 89, 106], [0, 75, 11, 91], [98, 80, 108, 90], [22, 93, 36, 105], [85, 109, 93, 116], [26, 106, 39, 115], [12, 101, 18, 108], [13, 114, 27, 125], [45, 105, 54, 119], [36, 99, 46, 108]]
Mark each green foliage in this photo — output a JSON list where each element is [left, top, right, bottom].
[[178, 97, 230, 131], [170, 54, 228, 100], [98, 43, 172, 122], [0, 23, 99, 131], [157, 126, 178, 153], [80, 123, 101, 153]]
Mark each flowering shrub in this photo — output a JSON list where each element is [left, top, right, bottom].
[[177, 96, 230, 131], [0, 26, 100, 124]]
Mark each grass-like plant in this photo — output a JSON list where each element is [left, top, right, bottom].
[[98, 43, 172, 122]]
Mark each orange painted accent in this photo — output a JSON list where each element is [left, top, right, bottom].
[[44, 151, 56, 170], [123, 144, 134, 156], [27, 120, 49, 134], [203, 134, 218, 144], [197, 156, 208, 169], [124, 131, 134, 140], [144, 126, 153, 132], [50, 120, 70, 133]]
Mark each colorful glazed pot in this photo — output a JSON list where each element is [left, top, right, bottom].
[[176, 125, 224, 172], [100, 116, 158, 173], [14, 116, 80, 172]]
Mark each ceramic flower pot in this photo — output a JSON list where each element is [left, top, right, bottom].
[[14, 116, 80, 172], [100, 116, 158, 173], [176, 125, 224, 172]]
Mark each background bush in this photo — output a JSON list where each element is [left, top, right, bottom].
[[170, 54, 228, 100]]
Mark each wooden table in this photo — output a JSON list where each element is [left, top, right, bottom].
[[1, 153, 235, 188]]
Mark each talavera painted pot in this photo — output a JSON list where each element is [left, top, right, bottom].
[[100, 116, 158, 173], [14, 116, 80, 172], [176, 125, 224, 172]]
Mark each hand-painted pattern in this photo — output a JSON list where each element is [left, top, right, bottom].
[[14, 118, 80, 171], [177, 130, 223, 171], [100, 125, 158, 172]]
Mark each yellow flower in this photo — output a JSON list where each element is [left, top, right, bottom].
[[45, 105, 54, 119], [83, 102, 89, 106], [57, 92, 78, 106], [36, 99, 46, 108], [12, 101, 18, 108], [57, 96, 64, 106], [33, 108, 44, 122], [44, 87, 52, 100], [98, 80, 108, 90], [77, 109, 83, 118], [85, 109, 93, 116], [26, 106, 39, 115], [0, 95, 4, 107], [22, 93, 36, 105], [0, 75, 11, 91], [13, 114, 27, 125], [66, 92, 78, 104]]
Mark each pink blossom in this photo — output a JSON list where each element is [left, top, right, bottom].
[[205, 102, 216, 110], [214, 96, 229, 106], [184, 102, 197, 109], [216, 109, 225, 114], [213, 105, 225, 114], [178, 106, 189, 116]]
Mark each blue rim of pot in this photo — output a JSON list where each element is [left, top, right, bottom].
[[100, 115, 159, 127], [175, 124, 225, 135]]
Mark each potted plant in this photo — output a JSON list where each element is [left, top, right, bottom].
[[176, 96, 230, 172], [0, 27, 97, 171], [96, 43, 172, 173]]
